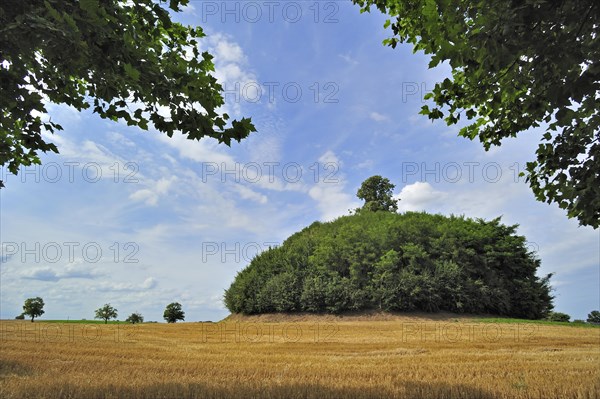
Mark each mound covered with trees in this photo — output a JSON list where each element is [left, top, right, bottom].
[[225, 176, 554, 319], [225, 211, 554, 319]]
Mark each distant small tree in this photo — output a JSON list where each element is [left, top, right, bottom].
[[125, 312, 144, 324], [356, 175, 399, 213], [163, 302, 185, 323], [15, 313, 25, 320], [587, 310, 600, 324], [23, 297, 45, 322], [546, 311, 570, 322], [94, 304, 118, 324]]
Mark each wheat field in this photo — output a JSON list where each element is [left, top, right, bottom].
[[1, 314, 599, 398]]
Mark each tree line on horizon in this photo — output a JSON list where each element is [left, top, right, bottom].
[[15, 298, 185, 324], [15, 295, 600, 324]]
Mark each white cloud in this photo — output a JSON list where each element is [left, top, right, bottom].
[[253, 174, 306, 192], [339, 53, 358, 65], [45, 102, 82, 123], [97, 277, 158, 293], [155, 132, 235, 165], [396, 182, 448, 212], [142, 277, 157, 289], [38, 133, 144, 187], [234, 184, 268, 204], [129, 176, 177, 206], [129, 189, 157, 205], [369, 112, 390, 122], [181, 2, 195, 14], [107, 131, 135, 147], [318, 150, 340, 165], [203, 33, 258, 117], [213, 36, 246, 64], [22, 268, 59, 282], [309, 184, 358, 221], [129, 223, 179, 251], [60, 261, 104, 279], [308, 151, 360, 221], [246, 133, 283, 165], [21, 262, 102, 282], [356, 159, 374, 169]]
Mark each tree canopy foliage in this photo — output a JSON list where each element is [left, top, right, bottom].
[[224, 211, 554, 319], [356, 175, 399, 213], [22, 297, 45, 322], [0, 0, 255, 187], [163, 302, 185, 323], [95, 303, 118, 324], [353, 0, 600, 228], [545, 311, 570, 322], [588, 310, 600, 324], [125, 312, 144, 324]]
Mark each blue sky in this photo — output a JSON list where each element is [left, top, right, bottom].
[[1, 1, 598, 322]]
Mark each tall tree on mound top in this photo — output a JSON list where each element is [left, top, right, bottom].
[[357, 175, 399, 213]]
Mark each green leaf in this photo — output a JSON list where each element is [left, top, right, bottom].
[[123, 63, 141, 81], [79, 0, 99, 15]]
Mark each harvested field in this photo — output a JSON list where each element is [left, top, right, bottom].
[[1, 314, 598, 398]]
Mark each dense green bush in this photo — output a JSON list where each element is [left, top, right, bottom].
[[224, 211, 554, 318], [125, 312, 144, 324], [587, 310, 600, 324], [545, 311, 571, 322]]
